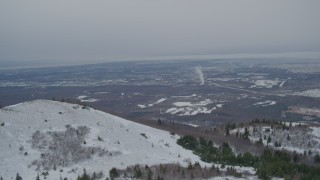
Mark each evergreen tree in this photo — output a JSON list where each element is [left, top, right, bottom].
[[230, 123, 236, 129], [147, 169, 152, 180], [133, 165, 142, 178], [286, 134, 291, 141], [267, 136, 272, 145], [16, 173, 22, 180], [188, 162, 193, 169], [92, 172, 97, 180], [109, 167, 118, 180], [157, 175, 164, 180], [191, 173, 194, 179], [181, 169, 185, 177], [225, 125, 230, 136], [314, 154, 320, 163], [253, 127, 257, 133], [293, 151, 299, 163], [243, 127, 249, 139], [78, 169, 90, 180]]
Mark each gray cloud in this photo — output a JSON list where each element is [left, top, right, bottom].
[[0, 0, 320, 67]]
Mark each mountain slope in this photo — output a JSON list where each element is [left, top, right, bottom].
[[0, 100, 207, 179]]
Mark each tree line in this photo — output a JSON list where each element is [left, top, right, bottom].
[[177, 135, 320, 179]]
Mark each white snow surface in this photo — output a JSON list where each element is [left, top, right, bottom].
[[253, 100, 276, 107], [249, 79, 281, 88], [166, 99, 222, 116], [154, 98, 167, 104], [294, 89, 320, 98], [138, 98, 167, 108], [77, 95, 99, 102], [185, 123, 199, 127], [148, 98, 167, 107], [173, 99, 212, 107], [137, 104, 146, 108], [279, 80, 286, 88], [0, 100, 208, 179], [171, 94, 197, 98], [94, 91, 110, 94], [173, 102, 193, 107]]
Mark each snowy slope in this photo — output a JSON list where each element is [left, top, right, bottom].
[[0, 100, 208, 180]]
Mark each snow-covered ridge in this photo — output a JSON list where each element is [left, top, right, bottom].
[[0, 100, 206, 180]]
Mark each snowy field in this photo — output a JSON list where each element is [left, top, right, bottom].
[[286, 106, 320, 118], [249, 79, 281, 89], [147, 98, 167, 107], [0, 100, 208, 179], [77, 95, 99, 103], [165, 99, 223, 116], [294, 89, 320, 98], [253, 100, 276, 107], [137, 98, 167, 108]]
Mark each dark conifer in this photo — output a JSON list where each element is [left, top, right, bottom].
[[16, 173, 22, 180]]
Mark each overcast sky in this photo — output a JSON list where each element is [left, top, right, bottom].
[[1, 0, 320, 68]]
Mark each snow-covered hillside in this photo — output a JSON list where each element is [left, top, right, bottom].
[[230, 123, 320, 155], [0, 100, 207, 179]]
